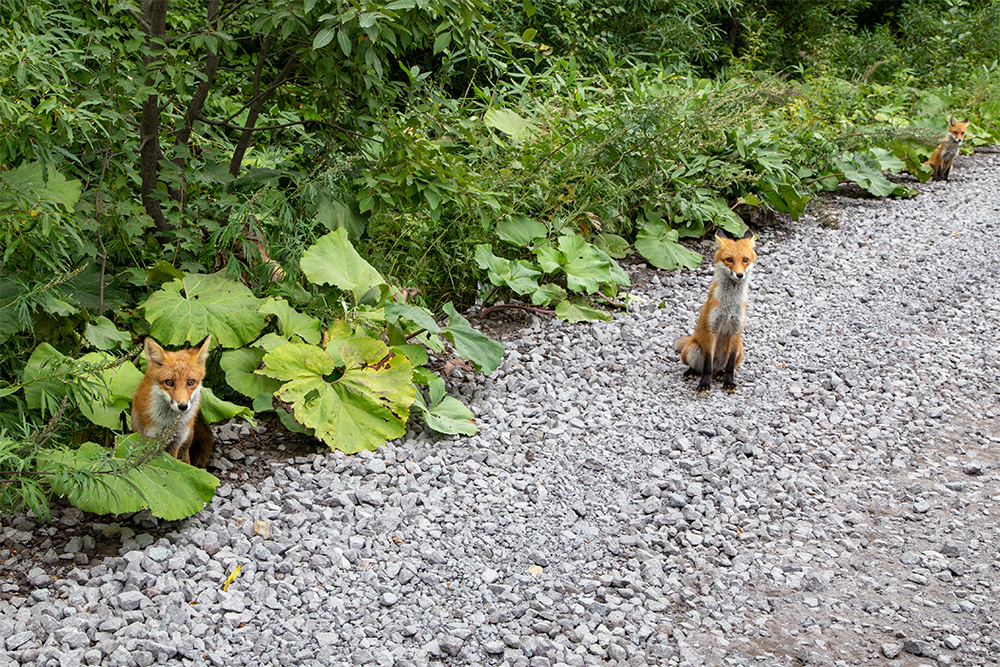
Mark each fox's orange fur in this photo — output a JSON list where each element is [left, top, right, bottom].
[[925, 117, 968, 181], [131, 336, 214, 467], [675, 230, 756, 394]]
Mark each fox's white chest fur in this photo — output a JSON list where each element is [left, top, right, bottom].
[[708, 263, 751, 341]]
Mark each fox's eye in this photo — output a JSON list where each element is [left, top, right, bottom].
[[743, 257, 749, 263], [187, 379, 196, 387], [164, 379, 174, 387], [725, 258, 733, 263]]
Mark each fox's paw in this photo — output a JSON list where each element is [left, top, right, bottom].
[[723, 383, 738, 394], [696, 385, 710, 395], [683, 368, 698, 379], [713, 371, 725, 382]]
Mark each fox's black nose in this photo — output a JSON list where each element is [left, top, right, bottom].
[[736, 272, 744, 279], [177, 403, 188, 411]]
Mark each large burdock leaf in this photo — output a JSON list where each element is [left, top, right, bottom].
[[635, 221, 703, 270], [220, 348, 281, 399], [441, 304, 504, 375], [143, 273, 266, 348], [300, 228, 384, 299], [555, 298, 612, 323], [259, 339, 415, 453], [259, 298, 322, 344], [558, 234, 614, 293], [1, 161, 82, 211], [474, 244, 541, 296], [40, 437, 219, 520]]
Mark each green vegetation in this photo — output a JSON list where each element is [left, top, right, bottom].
[[2, 0, 999, 519]]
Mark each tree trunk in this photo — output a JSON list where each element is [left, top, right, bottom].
[[139, 0, 171, 237]]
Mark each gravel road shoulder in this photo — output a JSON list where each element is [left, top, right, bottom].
[[2, 151, 999, 667]]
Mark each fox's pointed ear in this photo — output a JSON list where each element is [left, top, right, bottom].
[[715, 229, 732, 242], [963, 118, 969, 123], [144, 338, 166, 365], [948, 116, 957, 126], [741, 229, 754, 240], [194, 335, 212, 363]]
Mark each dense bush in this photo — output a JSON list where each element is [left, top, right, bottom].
[[2, 0, 999, 519]]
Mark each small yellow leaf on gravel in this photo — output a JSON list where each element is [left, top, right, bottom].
[[527, 565, 543, 577], [253, 520, 271, 539], [222, 564, 242, 591]]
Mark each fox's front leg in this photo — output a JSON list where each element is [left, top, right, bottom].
[[697, 348, 713, 394], [722, 351, 738, 394]]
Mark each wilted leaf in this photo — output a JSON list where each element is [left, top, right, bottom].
[[260, 340, 415, 453]]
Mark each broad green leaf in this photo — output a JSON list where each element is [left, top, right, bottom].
[[521, 28, 537, 42], [709, 198, 748, 238], [260, 340, 415, 453], [531, 282, 567, 306], [474, 244, 541, 296], [420, 395, 478, 435], [300, 228, 384, 298], [221, 348, 282, 398], [869, 148, 907, 174], [834, 152, 897, 198], [313, 27, 335, 49], [143, 273, 266, 348], [441, 303, 504, 375], [534, 244, 564, 274], [412, 376, 477, 435], [484, 109, 537, 142], [40, 437, 219, 520], [77, 352, 144, 430], [433, 31, 452, 54], [391, 344, 429, 367], [23, 343, 71, 411], [555, 299, 612, 323], [594, 233, 630, 259], [1, 161, 82, 212], [200, 386, 254, 425], [384, 302, 443, 334], [260, 298, 322, 344], [315, 191, 367, 240], [635, 221, 703, 270], [557, 234, 612, 293], [497, 215, 548, 246], [84, 317, 132, 351]]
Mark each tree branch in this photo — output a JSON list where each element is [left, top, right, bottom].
[[228, 41, 300, 176]]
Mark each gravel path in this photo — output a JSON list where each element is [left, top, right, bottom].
[[3, 151, 1000, 667]]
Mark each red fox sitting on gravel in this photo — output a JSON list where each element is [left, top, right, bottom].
[[925, 117, 968, 181], [131, 336, 214, 467], [675, 230, 756, 395]]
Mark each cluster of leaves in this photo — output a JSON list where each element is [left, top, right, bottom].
[[3, 0, 1000, 523]]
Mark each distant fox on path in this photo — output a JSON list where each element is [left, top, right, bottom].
[[925, 117, 968, 181], [675, 230, 756, 395]]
